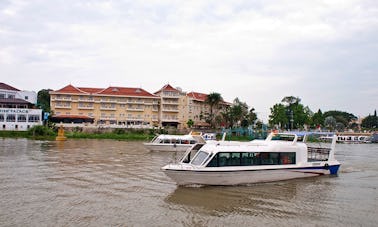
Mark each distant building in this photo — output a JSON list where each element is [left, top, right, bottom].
[[185, 91, 230, 128], [0, 82, 42, 131], [49, 83, 230, 129]]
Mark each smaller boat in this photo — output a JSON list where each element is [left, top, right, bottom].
[[161, 132, 341, 186], [336, 133, 372, 143], [143, 133, 206, 152]]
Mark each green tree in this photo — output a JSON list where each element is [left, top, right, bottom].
[[205, 92, 223, 127], [323, 110, 357, 127], [187, 119, 194, 128], [246, 107, 258, 126], [281, 96, 301, 106], [37, 89, 52, 112], [324, 116, 337, 130], [269, 103, 288, 129], [312, 109, 324, 128], [361, 110, 378, 129]]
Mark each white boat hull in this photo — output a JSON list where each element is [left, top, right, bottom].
[[162, 164, 340, 186]]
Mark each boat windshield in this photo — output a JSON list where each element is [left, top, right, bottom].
[[190, 151, 210, 166]]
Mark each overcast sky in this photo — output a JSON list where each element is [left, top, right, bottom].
[[1, 0, 377, 121]]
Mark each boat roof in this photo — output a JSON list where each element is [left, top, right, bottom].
[[201, 139, 307, 153], [156, 134, 198, 140]]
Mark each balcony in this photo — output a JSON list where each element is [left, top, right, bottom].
[[161, 100, 179, 105], [52, 97, 72, 101], [162, 108, 179, 112], [100, 107, 116, 111], [127, 108, 144, 112], [78, 106, 94, 110], [126, 116, 144, 121], [126, 100, 145, 104], [100, 99, 117, 103], [54, 104, 71, 109], [161, 118, 179, 122], [78, 98, 95, 102]]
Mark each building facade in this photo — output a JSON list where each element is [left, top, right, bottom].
[[0, 82, 42, 131], [49, 84, 160, 127], [50, 84, 230, 129]]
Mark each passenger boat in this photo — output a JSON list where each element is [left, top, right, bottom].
[[336, 133, 372, 143], [161, 133, 341, 186], [143, 133, 206, 152]]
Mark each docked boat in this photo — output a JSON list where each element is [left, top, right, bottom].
[[336, 133, 372, 143], [143, 133, 206, 152], [161, 133, 341, 186]]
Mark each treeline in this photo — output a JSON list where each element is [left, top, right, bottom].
[[269, 96, 377, 131]]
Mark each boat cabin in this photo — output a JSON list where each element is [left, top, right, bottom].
[[179, 133, 335, 168]]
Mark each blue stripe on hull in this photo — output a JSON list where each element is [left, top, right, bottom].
[[165, 165, 341, 174]]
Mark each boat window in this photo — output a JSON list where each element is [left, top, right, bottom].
[[280, 152, 296, 164], [190, 140, 196, 144], [219, 153, 231, 166], [163, 139, 170, 144], [191, 151, 209, 166], [261, 152, 279, 165], [207, 152, 296, 167], [207, 154, 218, 167], [272, 134, 295, 141], [230, 153, 241, 166]]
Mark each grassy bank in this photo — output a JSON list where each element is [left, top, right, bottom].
[[0, 126, 156, 141], [0, 126, 258, 141], [0, 130, 57, 140]]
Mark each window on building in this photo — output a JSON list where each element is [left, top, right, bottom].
[[0, 114, 4, 122], [6, 114, 16, 122], [28, 115, 40, 122], [17, 115, 27, 122]]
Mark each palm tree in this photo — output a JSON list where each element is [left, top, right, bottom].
[[205, 92, 223, 128]]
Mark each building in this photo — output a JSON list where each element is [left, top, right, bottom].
[[50, 83, 230, 129], [153, 84, 186, 128], [0, 82, 42, 131], [185, 91, 230, 128], [49, 84, 160, 127]]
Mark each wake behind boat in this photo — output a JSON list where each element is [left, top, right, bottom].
[[143, 133, 206, 152], [161, 132, 341, 186]]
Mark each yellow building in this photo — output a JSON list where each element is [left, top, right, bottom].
[[50, 84, 230, 129], [50, 84, 160, 127]]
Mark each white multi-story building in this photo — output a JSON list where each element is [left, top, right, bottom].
[[0, 82, 42, 131]]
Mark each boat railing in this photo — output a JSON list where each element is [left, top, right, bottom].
[[307, 146, 330, 161]]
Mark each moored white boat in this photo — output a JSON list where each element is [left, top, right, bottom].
[[143, 133, 206, 152], [161, 133, 341, 186]]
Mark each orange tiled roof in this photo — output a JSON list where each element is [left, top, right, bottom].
[[78, 87, 104, 93], [154, 84, 180, 94], [55, 84, 86, 94], [97, 87, 157, 97], [187, 92, 208, 102], [53, 84, 157, 97]]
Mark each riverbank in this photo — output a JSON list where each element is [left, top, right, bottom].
[[0, 130, 155, 141], [0, 130, 254, 141]]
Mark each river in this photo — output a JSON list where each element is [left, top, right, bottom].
[[0, 138, 377, 226]]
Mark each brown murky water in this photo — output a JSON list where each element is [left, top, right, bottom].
[[0, 138, 377, 226]]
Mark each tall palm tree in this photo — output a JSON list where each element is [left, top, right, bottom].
[[205, 92, 223, 128]]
